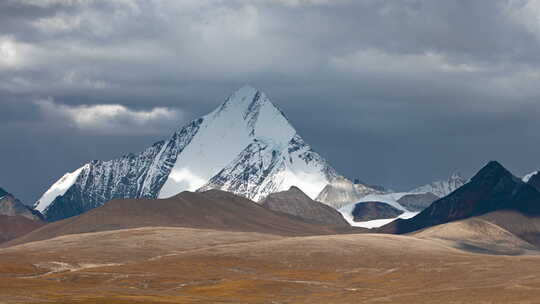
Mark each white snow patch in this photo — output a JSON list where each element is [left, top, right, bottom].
[[523, 171, 538, 183], [35, 164, 88, 212], [338, 192, 419, 228], [340, 210, 419, 229]]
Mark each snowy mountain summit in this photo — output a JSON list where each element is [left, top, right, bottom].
[[35, 86, 363, 221], [410, 172, 467, 198]]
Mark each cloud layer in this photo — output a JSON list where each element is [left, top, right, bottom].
[[35, 98, 182, 135], [1, 0, 540, 203]]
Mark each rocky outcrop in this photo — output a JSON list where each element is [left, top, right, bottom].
[[351, 202, 404, 222], [397, 192, 439, 212]]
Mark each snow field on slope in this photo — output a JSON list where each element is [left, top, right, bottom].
[[35, 165, 88, 212], [338, 192, 418, 228]]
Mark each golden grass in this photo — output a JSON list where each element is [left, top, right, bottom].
[[0, 228, 539, 303]]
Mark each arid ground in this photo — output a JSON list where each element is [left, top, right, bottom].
[[1, 227, 540, 304]]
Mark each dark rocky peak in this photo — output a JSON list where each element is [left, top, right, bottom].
[[351, 202, 404, 222], [0, 188, 8, 198], [527, 172, 540, 192], [379, 161, 540, 235], [470, 161, 517, 184]]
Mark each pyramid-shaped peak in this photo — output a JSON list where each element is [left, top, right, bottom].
[[212, 85, 275, 117], [471, 161, 513, 182], [228, 85, 267, 105], [483, 160, 505, 171], [234, 84, 259, 96]]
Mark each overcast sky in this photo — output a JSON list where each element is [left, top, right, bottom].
[[1, 0, 540, 203]]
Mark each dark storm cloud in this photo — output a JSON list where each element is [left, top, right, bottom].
[[1, 0, 540, 203]]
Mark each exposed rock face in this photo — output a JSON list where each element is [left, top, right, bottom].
[[197, 134, 339, 203], [260, 186, 349, 227], [34, 121, 201, 222], [397, 192, 439, 212], [36, 86, 360, 221], [0, 188, 43, 221], [379, 161, 540, 235], [0, 187, 45, 243], [351, 202, 404, 222]]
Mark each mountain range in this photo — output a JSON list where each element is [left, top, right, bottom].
[[35, 86, 379, 221], [379, 161, 540, 247], [336, 172, 468, 227], [2, 86, 540, 303], [10, 86, 540, 242]]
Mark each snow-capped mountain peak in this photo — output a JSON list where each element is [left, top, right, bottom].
[[410, 171, 467, 198], [158, 86, 297, 198], [35, 86, 349, 221]]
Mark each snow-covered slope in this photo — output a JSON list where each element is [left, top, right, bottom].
[[198, 134, 337, 201], [35, 86, 354, 221], [35, 165, 88, 213], [410, 172, 467, 197]]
